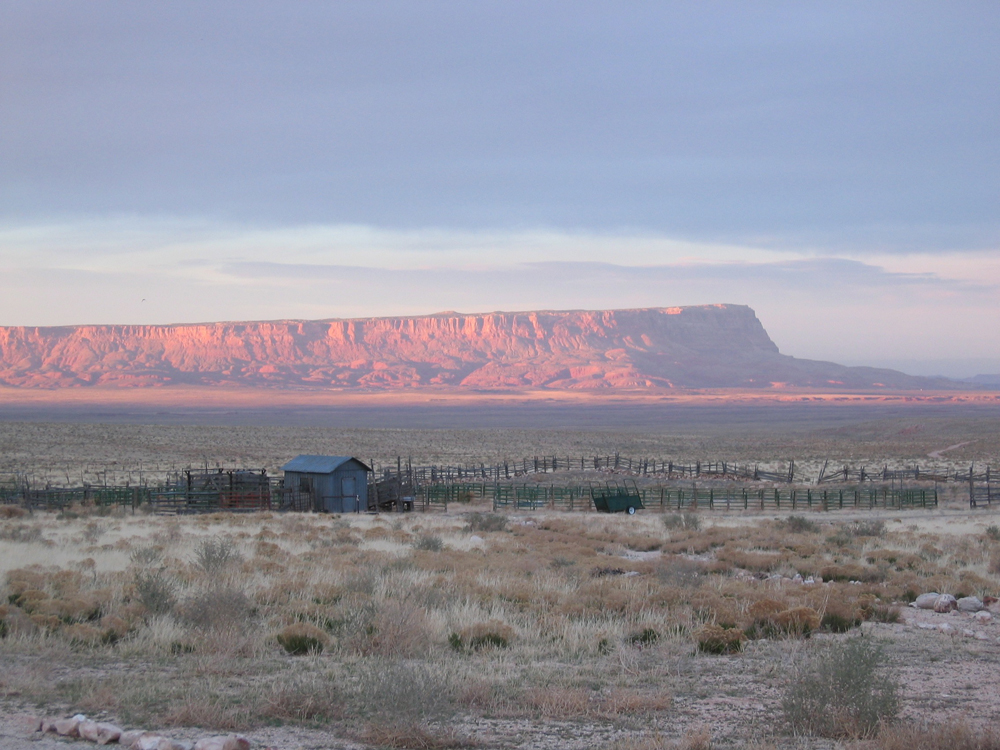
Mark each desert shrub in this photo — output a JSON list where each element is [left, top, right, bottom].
[[62, 623, 104, 646], [628, 627, 660, 648], [193, 537, 243, 574], [592, 566, 626, 577], [986, 525, 1000, 542], [129, 545, 164, 566], [0, 506, 27, 519], [656, 557, 703, 587], [132, 569, 176, 616], [465, 512, 507, 533], [260, 672, 342, 722], [695, 624, 745, 654], [277, 622, 328, 655], [181, 587, 254, 630], [746, 603, 820, 640], [452, 620, 515, 652], [0, 618, 8, 639], [783, 515, 820, 534], [848, 519, 886, 538], [782, 638, 900, 738], [821, 606, 861, 633], [412, 534, 444, 552], [662, 513, 700, 530], [353, 660, 454, 723], [772, 607, 821, 637], [0, 523, 43, 543]]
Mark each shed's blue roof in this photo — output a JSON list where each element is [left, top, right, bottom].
[[281, 455, 371, 473]]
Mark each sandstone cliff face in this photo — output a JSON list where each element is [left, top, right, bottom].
[[0, 305, 937, 390]]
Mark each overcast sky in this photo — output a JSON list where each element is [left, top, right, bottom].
[[2, 1, 998, 376]]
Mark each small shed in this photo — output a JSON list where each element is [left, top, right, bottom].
[[281, 455, 371, 513]]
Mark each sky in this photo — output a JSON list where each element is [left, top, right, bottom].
[[1, 1, 998, 377]]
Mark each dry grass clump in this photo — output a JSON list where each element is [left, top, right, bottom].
[[694, 624, 745, 654], [450, 620, 515, 652], [276, 622, 328, 654]]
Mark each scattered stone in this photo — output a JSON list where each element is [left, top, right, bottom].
[[917, 622, 937, 630], [963, 628, 976, 637], [803, 577, 815, 585], [120, 729, 147, 747], [934, 594, 958, 613], [193, 735, 251, 750], [469, 535, 484, 544], [975, 610, 993, 623], [937, 622, 954, 633], [984, 595, 998, 606], [52, 716, 84, 737], [976, 631, 990, 640], [80, 720, 124, 744], [912, 592, 941, 609], [958, 596, 984, 612]]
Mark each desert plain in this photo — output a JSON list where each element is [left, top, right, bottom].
[[1, 389, 1000, 750]]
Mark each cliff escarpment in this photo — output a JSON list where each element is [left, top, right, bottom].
[[0, 305, 942, 390]]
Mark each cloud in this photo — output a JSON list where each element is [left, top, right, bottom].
[[2, 3, 998, 251]]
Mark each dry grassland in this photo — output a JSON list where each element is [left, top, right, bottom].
[[3, 502, 1000, 749], [1, 414, 998, 485]]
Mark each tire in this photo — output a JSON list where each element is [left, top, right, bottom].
[[627, 506, 636, 515]]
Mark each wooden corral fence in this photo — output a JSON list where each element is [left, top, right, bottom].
[[379, 455, 994, 486], [374, 455, 798, 483], [488, 484, 938, 513], [817, 461, 973, 485], [148, 469, 272, 515], [970, 467, 995, 508], [0, 483, 147, 512]]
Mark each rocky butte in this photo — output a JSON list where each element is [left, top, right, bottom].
[[0, 304, 951, 391]]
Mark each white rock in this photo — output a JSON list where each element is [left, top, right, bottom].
[[120, 730, 146, 747], [975, 610, 993, 623], [917, 622, 937, 630], [193, 735, 251, 750], [958, 596, 984, 612], [469, 535, 484, 544], [804, 577, 815, 585], [913, 592, 941, 609], [52, 717, 82, 737], [937, 623, 954, 633], [80, 720, 122, 743], [962, 628, 976, 637], [934, 594, 958, 613]]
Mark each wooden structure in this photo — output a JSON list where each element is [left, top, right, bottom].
[[149, 469, 271, 514], [281, 455, 370, 513]]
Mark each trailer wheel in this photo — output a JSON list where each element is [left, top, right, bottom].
[[627, 505, 636, 515]]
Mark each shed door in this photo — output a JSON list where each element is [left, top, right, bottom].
[[340, 477, 358, 511]]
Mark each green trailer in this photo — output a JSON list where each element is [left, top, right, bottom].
[[590, 480, 644, 515]]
